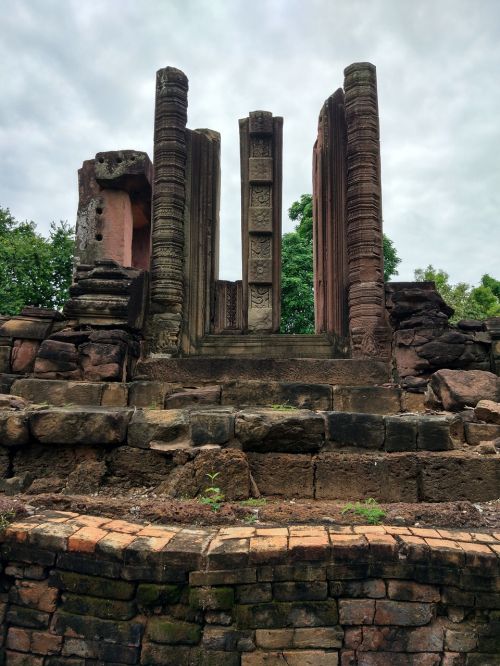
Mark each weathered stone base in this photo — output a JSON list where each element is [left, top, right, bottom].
[[1, 514, 499, 665], [133, 358, 390, 384]]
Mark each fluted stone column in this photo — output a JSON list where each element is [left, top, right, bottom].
[[149, 67, 188, 354], [313, 88, 348, 338], [344, 62, 390, 358], [240, 111, 283, 333]]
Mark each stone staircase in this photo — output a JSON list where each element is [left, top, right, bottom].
[[2, 374, 499, 503]]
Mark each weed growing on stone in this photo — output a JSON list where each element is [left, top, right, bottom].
[[240, 498, 267, 507], [199, 472, 225, 512], [341, 497, 386, 525], [243, 514, 258, 525], [0, 511, 14, 531], [269, 402, 295, 411]]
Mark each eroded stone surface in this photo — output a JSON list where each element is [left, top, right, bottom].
[[235, 409, 324, 453], [29, 407, 131, 445], [428, 369, 500, 411]]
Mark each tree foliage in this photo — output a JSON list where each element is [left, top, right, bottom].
[[0, 206, 75, 316], [414, 265, 500, 322], [281, 194, 401, 333]]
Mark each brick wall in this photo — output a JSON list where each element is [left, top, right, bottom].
[[1, 514, 499, 664]]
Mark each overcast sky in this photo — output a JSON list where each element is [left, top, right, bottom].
[[1, 0, 499, 285]]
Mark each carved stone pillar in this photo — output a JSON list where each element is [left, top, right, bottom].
[[149, 67, 188, 354], [313, 88, 348, 338], [344, 62, 390, 358], [240, 111, 283, 333], [181, 128, 221, 352]]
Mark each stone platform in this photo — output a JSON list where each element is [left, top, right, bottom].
[[194, 334, 347, 358], [1, 402, 499, 503], [1, 512, 499, 665], [133, 357, 390, 384]]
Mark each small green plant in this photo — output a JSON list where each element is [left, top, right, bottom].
[[240, 498, 267, 507], [269, 402, 295, 411], [199, 472, 225, 512], [243, 514, 258, 525], [341, 498, 386, 525], [0, 511, 15, 531]]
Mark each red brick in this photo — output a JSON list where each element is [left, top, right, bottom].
[[330, 533, 368, 560], [31, 632, 62, 655], [12, 581, 58, 613], [289, 534, 329, 561], [68, 526, 108, 554], [425, 539, 465, 566], [102, 519, 142, 534], [6, 627, 31, 652], [249, 536, 287, 564]]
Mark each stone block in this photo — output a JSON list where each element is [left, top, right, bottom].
[[358, 625, 443, 652], [248, 453, 314, 497], [106, 446, 174, 487], [242, 652, 338, 666], [61, 592, 136, 621], [189, 586, 234, 611], [49, 571, 135, 600], [0, 411, 29, 447], [326, 412, 385, 449], [145, 617, 201, 645], [339, 599, 375, 625], [235, 584, 272, 604], [0, 345, 11, 372], [235, 600, 338, 629], [6, 605, 50, 630], [417, 415, 459, 451], [273, 581, 328, 602], [29, 407, 131, 445], [419, 454, 500, 502], [402, 391, 426, 413], [190, 408, 235, 446], [202, 626, 255, 652], [34, 340, 79, 378], [165, 386, 221, 409], [79, 341, 126, 382], [387, 581, 440, 603], [101, 382, 128, 406], [235, 408, 324, 453], [128, 381, 166, 408], [12, 340, 40, 374], [136, 584, 183, 608], [222, 381, 332, 411], [11, 379, 103, 407], [374, 600, 434, 626], [385, 415, 418, 452], [315, 452, 418, 502], [127, 409, 189, 449], [475, 400, 500, 425], [52, 611, 143, 647], [464, 422, 500, 445], [332, 386, 402, 414]]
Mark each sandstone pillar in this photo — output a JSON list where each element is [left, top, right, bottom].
[[181, 128, 221, 352], [344, 62, 390, 357], [240, 111, 283, 333], [149, 67, 189, 354], [313, 88, 348, 338], [74, 151, 152, 271]]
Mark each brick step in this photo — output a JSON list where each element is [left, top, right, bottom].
[[7, 377, 421, 413]]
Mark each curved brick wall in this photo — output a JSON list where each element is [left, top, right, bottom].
[[1, 514, 499, 665]]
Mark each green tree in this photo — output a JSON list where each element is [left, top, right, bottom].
[[414, 265, 500, 321], [281, 194, 401, 333], [0, 206, 75, 315]]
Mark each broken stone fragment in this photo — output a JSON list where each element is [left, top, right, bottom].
[[428, 369, 500, 411], [0, 411, 30, 447], [0, 393, 30, 410], [474, 399, 500, 425], [476, 442, 497, 455]]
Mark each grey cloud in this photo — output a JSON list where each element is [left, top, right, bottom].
[[0, 0, 499, 286]]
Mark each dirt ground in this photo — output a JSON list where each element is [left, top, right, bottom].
[[2, 492, 499, 531]]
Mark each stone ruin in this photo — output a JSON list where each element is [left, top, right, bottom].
[[0, 62, 499, 665]]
